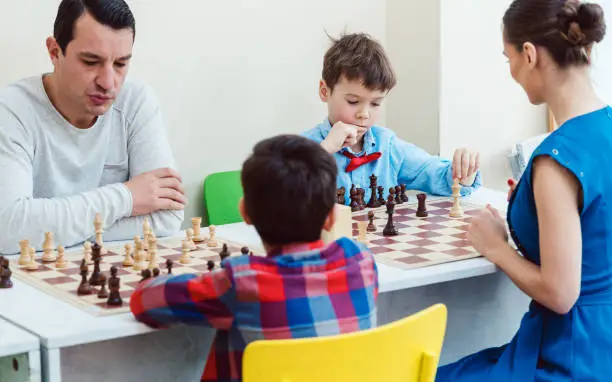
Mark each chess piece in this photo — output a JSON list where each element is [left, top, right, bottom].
[[26, 247, 38, 271], [337, 187, 346, 205], [383, 195, 399, 236], [241, 247, 249, 256], [179, 240, 191, 264], [107, 266, 123, 306], [140, 269, 152, 282], [83, 241, 93, 265], [350, 185, 359, 211], [207, 225, 218, 247], [394, 186, 403, 204], [185, 229, 197, 250], [367, 174, 380, 208], [219, 244, 230, 262], [191, 217, 205, 242], [449, 178, 464, 218], [416, 193, 428, 217], [88, 242, 103, 286], [388, 187, 396, 204], [207, 260, 215, 272], [148, 236, 158, 257], [358, 188, 366, 210], [77, 260, 93, 295], [148, 247, 158, 270], [357, 221, 368, 244], [166, 258, 173, 275], [133, 240, 146, 271], [94, 213, 107, 255], [18, 239, 30, 265], [153, 268, 160, 277], [0, 257, 13, 289], [42, 232, 56, 262], [97, 275, 109, 299], [377, 186, 385, 207], [249, 251, 254, 256], [367, 211, 377, 232], [400, 184, 409, 203], [123, 243, 134, 267], [55, 245, 67, 269]]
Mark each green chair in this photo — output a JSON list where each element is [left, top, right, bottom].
[[203, 170, 244, 226]]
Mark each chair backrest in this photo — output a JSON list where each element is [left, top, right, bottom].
[[508, 132, 550, 180], [243, 303, 447, 382], [203, 170, 243, 226]]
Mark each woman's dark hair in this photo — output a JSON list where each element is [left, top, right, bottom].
[[504, 0, 606, 67]]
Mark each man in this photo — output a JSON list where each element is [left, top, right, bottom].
[[0, 0, 185, 255]]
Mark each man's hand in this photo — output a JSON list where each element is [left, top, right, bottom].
[[321, 122, 367, 154], [124, 168, 186, 216]]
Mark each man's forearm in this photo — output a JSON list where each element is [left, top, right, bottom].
[[104, 210, 184, 242]]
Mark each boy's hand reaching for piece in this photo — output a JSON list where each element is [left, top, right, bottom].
[[452, 148, 480, 185], [321, 122, 368, 154]]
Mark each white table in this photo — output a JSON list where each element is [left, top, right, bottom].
[[0, 317, 42, 382], [0, 187, 529, 380]]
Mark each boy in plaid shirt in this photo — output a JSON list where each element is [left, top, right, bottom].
[[130, 134, 379, 382]]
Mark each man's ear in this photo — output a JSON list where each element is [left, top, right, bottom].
[[46, 36, 63, 66], [238, 197, 252, 225]]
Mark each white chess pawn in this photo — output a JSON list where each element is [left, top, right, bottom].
[[207, 225, 218, 247], [179, 240, 191, 264], [42, 232, 57, 262], [123, 243, 134, 267], [185, 229, 197, 251], [191, 217, 205, 242], [148, 247, 158, 270], [133, 246, 145, 271], [55, 245, 67, 269], [26, 247, 38, 270], [18, 239, 30, 266], [83, 241, 93, 265]]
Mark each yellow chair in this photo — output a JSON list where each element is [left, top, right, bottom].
[[243, 303, 447, 382]]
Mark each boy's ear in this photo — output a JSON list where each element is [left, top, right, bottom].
[[238, 197, 252, 225], [322, 204, 337, 232], [319, 80, 330, 102]]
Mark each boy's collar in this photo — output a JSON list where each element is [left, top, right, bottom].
[[266, 240, 326, 257], [321, 119, 376, 152]]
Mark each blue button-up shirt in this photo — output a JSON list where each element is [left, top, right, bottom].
[[302, 120, 482, 203]]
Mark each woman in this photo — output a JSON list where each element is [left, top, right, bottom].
[[437, 0, 612, 381]]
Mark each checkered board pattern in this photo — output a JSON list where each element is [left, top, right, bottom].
[[352, 198, 483, 270], [9, 237, 259, 316]]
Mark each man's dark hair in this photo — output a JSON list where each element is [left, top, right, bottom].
[[241, 135, 338, 246], [54, 0, 136, 53], [323, 33, 396, 92]]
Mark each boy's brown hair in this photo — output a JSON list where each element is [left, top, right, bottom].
[[322, 33, 396, 92]]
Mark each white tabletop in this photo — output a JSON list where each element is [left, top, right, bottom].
[[0, 318, 39, 358], [0, 187, 507, 350]]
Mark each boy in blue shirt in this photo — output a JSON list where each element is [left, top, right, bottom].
[[302, 33, 482, 203]]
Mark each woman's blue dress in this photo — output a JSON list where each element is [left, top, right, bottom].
[[436, 106, 612, 381]]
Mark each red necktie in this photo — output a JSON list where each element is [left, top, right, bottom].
[[342, 151, 382, 172]]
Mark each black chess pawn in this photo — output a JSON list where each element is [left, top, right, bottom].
[[107, 266, 123, 306], [207, 260, 215, 272], [153, 268, 160, 277], [219, 244, 230, 262], [0, 257, 13, 289], [350, 186, 359, 211], [400, 184, 409, 203], [383, 195, 399, 236], [166, 258, 173, 275], [241, 247, 250, 256], [367, 211, 377, 232], [394, 186, 403, 204], [358, 189, 366, 210], [140, 269, 152, 282], [77, 260, 93, 295], [97, 275, 109, 299], [377, 186, 385, 206], [416, 193, 428, 217]]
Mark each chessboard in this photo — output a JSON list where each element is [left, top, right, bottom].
[[351, 198, 484, 271], [7, 218, 259, 317]]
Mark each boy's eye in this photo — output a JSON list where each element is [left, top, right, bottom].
[[347, 100, 359, 105], [372, 103, 381, 107]]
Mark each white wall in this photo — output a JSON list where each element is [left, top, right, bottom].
[[0, 0, 387, 226], [591, 0, 612, 104], [439, 0, 546, 191]]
